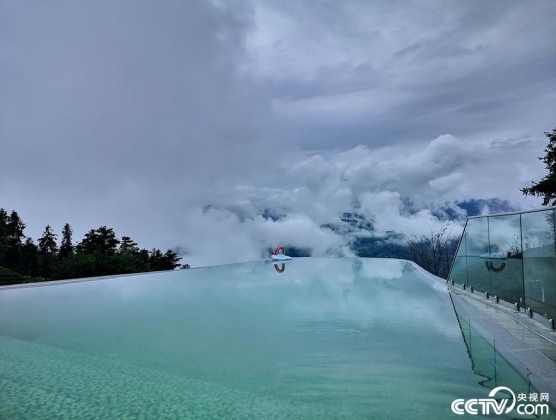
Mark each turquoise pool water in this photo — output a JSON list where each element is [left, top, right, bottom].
[[0, 258, 536, 419]]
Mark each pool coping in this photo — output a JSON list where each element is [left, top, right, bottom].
[[0, 257, 444, 291], [0, 260, 263, 291]]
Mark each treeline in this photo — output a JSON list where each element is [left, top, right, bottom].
[[0, 204, 183, 285]]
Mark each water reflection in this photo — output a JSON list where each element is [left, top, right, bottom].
[[0, 258, 535, 419], [0, 258, 463, 370], [274, 263, 286, 273]]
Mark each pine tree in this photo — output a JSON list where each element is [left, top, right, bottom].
[[75, 226, 120, 276], [59, 223, 74, 259], [38, 225, 58, 255], [163, 249, 182, 269], [20, 237, 39, 279], [111, 236, 140, 274], [137, 248, 150, 270], [149, 248, 165, 271], [0, 207, 9, 264], [38, 225, 58, 279], [521, 128, 556, 206], [77, 226, 119, 255], [4, 211, 26, 271], [7, 211, 26, 245], [119, 236, 139, 253]]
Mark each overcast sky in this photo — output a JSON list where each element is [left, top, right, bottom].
[[1, 0, 555, 266]]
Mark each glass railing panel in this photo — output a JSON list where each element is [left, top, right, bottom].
[[449, 208, 556, 318], [455, 225, 467, 258], [464, 217, 491, 292], [487, 214, 523, 304], [448, 224, 468, 284], [450, 256, 468, 286], [522, 209, 556, 319]]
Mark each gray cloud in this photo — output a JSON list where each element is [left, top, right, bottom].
[[256, 0, 556, 148], [1, 0, 555, 266], [1, 0, 276, 244]]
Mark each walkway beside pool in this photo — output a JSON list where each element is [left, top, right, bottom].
[[449, 283, 556, 407]]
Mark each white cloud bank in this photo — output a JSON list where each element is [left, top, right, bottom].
[[175, 133, 547, 267]]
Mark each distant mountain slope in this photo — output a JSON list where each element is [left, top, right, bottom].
[[250, 198, 514, 262], [316, 198, 512, 260], [454, 199, 517, 217]]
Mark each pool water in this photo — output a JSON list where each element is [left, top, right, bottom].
[[0, 258, 537, 419]]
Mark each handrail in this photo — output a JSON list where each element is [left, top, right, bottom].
[[467, 206, 556, 219]]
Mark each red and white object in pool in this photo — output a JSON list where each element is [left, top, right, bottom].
[[271, 245, 293, 261]]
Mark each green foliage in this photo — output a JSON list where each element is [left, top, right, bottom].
[[521, 128, 556, 206], [19, 238, 39, 279], [0, 209, 27, 273], [59, 223, 74, 259], [0, 265, 25, 286], [0, 208, 8, 262], [38, 225, 58, 279], [76, 226, 119, 255], [120, 236, 139, 253], [38, 225, 58, 255], [162, 249, 182, 270], [0, 204, 185, 285], [4, 210, 26, 272], [7, 211, 25, 246]]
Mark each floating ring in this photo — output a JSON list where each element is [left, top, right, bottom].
[[274, 245, 285, 255]]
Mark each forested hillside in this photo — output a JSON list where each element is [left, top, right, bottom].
[[0, 204, 183, 285]]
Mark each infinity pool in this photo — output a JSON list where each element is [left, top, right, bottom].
[[0, 258, 533, 419]]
